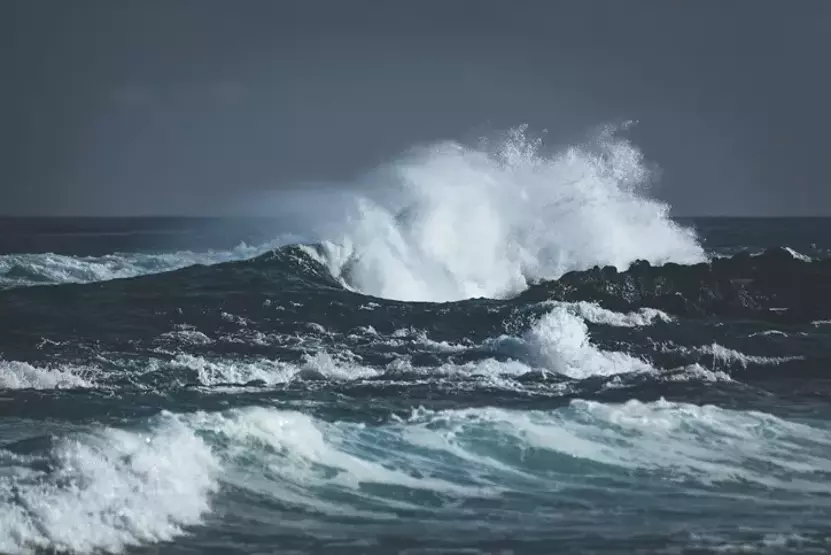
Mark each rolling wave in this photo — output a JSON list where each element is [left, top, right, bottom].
[[3, 401, 830, 553], [3, 243, 827, 323], [1, 128, 829, 555], [0, 288, 797, 397], [0, 242, 280, 289]]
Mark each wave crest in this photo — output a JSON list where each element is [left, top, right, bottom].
[[313, 125, 704, 302]]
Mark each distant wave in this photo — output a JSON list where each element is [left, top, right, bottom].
[[0, 241, 283, 289], [3, 237, 830, 325]]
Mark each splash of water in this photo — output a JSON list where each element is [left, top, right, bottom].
[[312, 124, 704, 302]]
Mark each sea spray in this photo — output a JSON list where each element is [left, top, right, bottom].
[[315, 125, 705, 302]]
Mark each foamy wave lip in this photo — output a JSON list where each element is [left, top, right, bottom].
[[195, 401, 831, 518], [157, 324, 215, 346], [383, 327, 470, 352], [600, 363, 733, 391], [751, 247, 813, 263], [540, 300, 674, 327], [561, 399, 831, 490], [164, 354, 298, 386], [159, 351, 379, 388], [188, 406, 501, 517], [491, 306, 654, 379], [654, 339, 803, 367], [697, 343, 802, 367], [0, 239, 288, 289], [748, 329, 789, 337], [402, 399, 831, 491], [0, 360, 94, 390], [380, 356, 551, 394], [7, 398, 824, 553], [172, 351, 554, 394], [0, 413, 219, 554], [660, 363, 732, 383], [310, 124, 705, 302]]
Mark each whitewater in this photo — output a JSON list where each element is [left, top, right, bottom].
[[1, 125, 831, 554], [313, 124, 705, 301], [1, 125, 705, 301]]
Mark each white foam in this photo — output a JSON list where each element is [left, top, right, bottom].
[[382, 357, 545, 394], [699, 343, 802, 367], [0, 413, 219, 554], [187, 407, 495, 518], [748, 329, 789, 337], [385, 327, 470, 353], [0, 240, 283, 289], [162, 351, 379, 387], [403, 399, 831, 491], [158, 326, 214, 346], [493, 306, 654, 378], [202, 402, 831, 507], [3, 126, 705, 300], [297, 351, 379, 381], [0, 360, 94, 390], [557, 399, 831, 489], [220, 312, 252, 326], [745, 247, 814, 263], [783, 247, 813, 262], [164, 354, 297, 386], [541, 300, 674, 327], [659, 363, 732, 383], [304, 124, 704, 302], [6, 399, 824, 553]]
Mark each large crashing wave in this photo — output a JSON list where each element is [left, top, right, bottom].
[[313, 125, 705, 302], [1, 125, 705, 301]]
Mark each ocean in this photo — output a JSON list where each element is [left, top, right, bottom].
[[1, 131, 831, 554]]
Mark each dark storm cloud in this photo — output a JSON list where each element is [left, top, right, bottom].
[[1, 0, 829, 216]]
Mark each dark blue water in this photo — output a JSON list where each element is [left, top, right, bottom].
[[2, 217, 831, 555]]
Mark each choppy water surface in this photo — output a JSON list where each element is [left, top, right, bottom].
[[2, 129, 831, 554]]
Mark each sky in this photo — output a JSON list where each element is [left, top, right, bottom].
[[1, 0, 829, 216]]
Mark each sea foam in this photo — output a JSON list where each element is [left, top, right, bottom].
[[308, 125, 705, 302], [0, 414, 218, 554], [0, 241, 280, 289]]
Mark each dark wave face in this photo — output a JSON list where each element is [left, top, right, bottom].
[[2, 132, 831, 555], [3, 234, 831, 554]]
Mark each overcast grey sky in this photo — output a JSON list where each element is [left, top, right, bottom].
[[1, 0, 829, 216]]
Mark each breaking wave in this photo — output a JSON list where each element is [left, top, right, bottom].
[[3, 402, 830, 553], [0, 242, 280, 289], [312, 125, 705, 301], [0, 360, 95, 390], [1, 125, 705, 303], [0, 413, 218, 554]]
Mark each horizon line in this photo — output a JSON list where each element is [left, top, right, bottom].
[[1, 214, 831, 219]]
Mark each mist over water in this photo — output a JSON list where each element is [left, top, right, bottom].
[[301, 125, 705, 302], [1, 125, 706, 302]]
